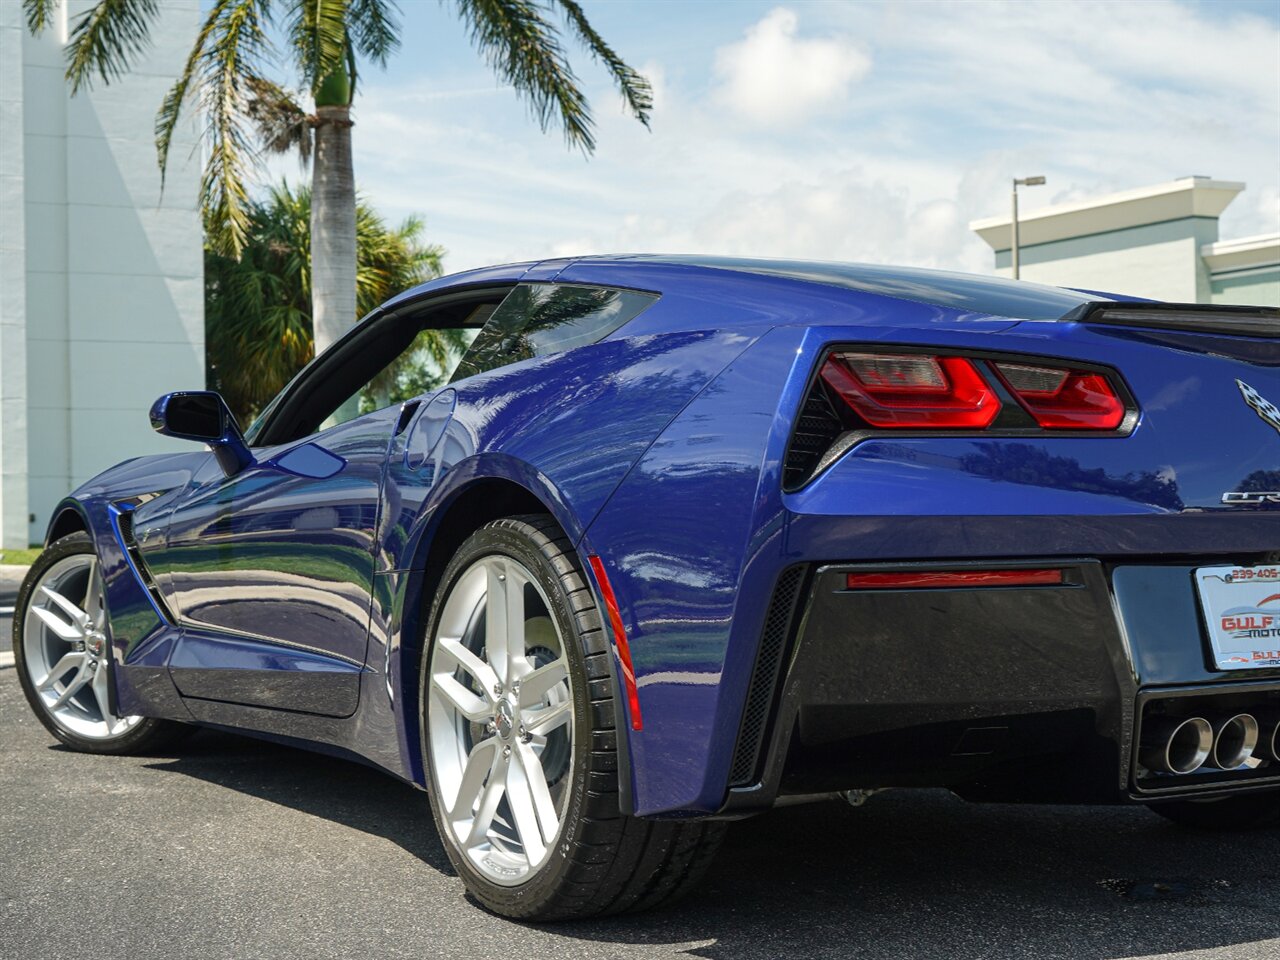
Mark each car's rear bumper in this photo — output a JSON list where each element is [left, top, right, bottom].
[[718, 557, 1280, 816]]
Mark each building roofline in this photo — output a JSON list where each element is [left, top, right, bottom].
[[1201, 233, 1280, 275], [969, 176, 1245, 251]]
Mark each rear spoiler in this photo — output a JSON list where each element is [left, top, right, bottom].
[[1061, 302, 1279, 339]]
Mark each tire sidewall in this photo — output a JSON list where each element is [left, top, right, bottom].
[[420, 520, 602, 916]]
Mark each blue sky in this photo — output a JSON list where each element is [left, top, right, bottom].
[[273, 0, 1280, 275]]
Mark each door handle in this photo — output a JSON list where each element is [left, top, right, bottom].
[[395, 399, 422, 436]]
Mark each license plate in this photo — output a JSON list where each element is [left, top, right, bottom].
[[1195, 565, 1280, 671]]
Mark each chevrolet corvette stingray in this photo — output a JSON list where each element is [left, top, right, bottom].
[[13, 256, 1280, 920]]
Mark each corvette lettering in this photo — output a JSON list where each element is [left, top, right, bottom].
[[1222, 491, 1280, 505]]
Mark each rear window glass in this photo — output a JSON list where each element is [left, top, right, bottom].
[[452, 283, 657, 381]]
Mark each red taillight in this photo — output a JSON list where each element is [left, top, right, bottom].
[[845, 568, 1065, 589], [820, 352, 1000, 429], [994, 362, 1125, 430], [587, 555, 642, 731]]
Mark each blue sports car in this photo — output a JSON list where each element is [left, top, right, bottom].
[[13, 256, 1280, 919]]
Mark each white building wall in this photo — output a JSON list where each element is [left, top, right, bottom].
[[0, 3, 30, 549], [0, 0, 204, 548], [990, 219, 1218, 302]]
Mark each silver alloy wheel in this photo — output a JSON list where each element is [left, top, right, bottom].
[[428, 554, 574, 886], [21, 553, 142, 740]]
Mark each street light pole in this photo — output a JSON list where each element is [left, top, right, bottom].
[[1011, 175, 1046, 280]]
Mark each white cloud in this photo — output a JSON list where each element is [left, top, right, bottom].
[[337, 0, 1279, 280], [712, 7, 871, 126]]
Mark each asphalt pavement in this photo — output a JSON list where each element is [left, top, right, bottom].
[[2, 571, 1278, 960]]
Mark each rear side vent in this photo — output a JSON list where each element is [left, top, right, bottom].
[[783, 383, 843, 489], [729, 565, 808, 787]]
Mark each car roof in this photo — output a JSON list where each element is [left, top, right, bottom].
[[393, 254, 1135, 322], [571, 254, 1123, 321]]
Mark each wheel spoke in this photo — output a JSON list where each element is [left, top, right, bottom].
[[31, 605, 82, 642], [450, 737, 498, 822], [523, 699, 571, 737], [516, 741, 560, 845], [504, 568, 527, 682], [484, 563, 513, 683], [464, 751, 509, 849], [49, 660, 94, 710], [91, 666, 115, 728], [432, 673, 490, 722], [435, 636, 499, 700], [37, 651, 87, 691], [84, 558, 104, 629], [40, 585, 88, 627], [505, 748, 547, 864], [519, 659, 568, 707]]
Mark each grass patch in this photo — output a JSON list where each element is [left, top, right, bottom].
[[0, 547, 40, 566]]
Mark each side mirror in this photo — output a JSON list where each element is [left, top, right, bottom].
[[150, 391, 254, 476]]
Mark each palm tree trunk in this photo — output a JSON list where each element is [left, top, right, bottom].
[[311, 103, 356, 359]]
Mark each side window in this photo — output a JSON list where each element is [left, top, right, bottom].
[[345, 325, 480, 419], [451, 283, 657, 382], [322, 310, 489, 429], [247, 295, 502, 447]]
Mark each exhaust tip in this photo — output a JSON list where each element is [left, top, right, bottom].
[[1208, 714, 1259, 770], [1141, 716, 1213, 774], [1254, 713, 1280, 764]]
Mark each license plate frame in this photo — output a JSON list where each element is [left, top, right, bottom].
[[1194, 564, 1280, 671]]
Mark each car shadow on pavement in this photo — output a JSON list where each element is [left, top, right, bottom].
[[139, 728, 1279, 960], [140, 727, 454, 875], [564, 792, 1280, 960]]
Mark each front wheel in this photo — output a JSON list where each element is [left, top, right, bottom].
[[421, 515, 725, 920], [1147, 792, 1279, 830], [13, 532, 187, 754]]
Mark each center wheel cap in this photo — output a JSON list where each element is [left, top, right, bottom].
[[494, 699, 515, 741]]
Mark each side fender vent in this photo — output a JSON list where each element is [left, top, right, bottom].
[[112, 505, 175, 623], [729, 565, 808, 787]]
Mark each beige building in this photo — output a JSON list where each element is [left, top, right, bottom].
[[0, 1, 205, 549], [971, 177, 1280, 307]]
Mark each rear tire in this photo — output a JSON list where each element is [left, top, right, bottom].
[[1147, 791, 1279, 830], [13, 533, 188, 754], [420, 515, 725, 920]]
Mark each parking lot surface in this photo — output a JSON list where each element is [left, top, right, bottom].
[[2, 577, 1278, 960]]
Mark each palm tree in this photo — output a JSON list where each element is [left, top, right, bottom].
[[205, 181, 451, 426], [24, 0, 651, 355]]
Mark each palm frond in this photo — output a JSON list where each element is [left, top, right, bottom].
[[157, 0, 275, 258], [23, 0, 59, 33], [348, 0, 401, 65], [64, 0, 162, 94], [452, 0, 594, 152], [288, 0, 350, 96], [554, 0, 651, 126], [246, 76, 314, 166], [207, 181, 448, 423]]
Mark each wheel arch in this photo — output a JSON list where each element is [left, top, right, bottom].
[[44, 499, 90, 548], [393, 474, 593, 787]]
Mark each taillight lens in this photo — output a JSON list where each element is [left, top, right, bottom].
[[994, 361, 1125, 430], [820, 352, 1000, 428]]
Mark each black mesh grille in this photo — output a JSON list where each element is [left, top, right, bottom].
[[729, 566, 807, 787], [783, 382, 843, 490], [116, 510, 135, 545]]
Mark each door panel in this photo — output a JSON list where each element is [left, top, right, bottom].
[[153, 407, 400, 716]]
